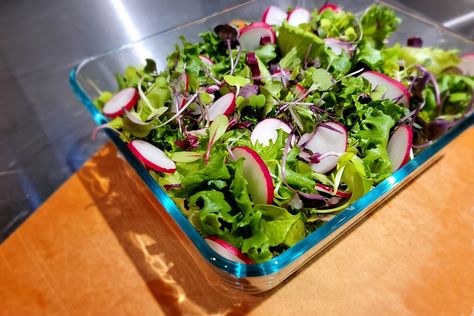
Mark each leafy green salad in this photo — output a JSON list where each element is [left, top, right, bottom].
[[93, 3, 473, 263]]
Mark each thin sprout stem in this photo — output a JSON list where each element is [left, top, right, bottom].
[[226, 39, 234, 72], [155, 93, 198, 128]]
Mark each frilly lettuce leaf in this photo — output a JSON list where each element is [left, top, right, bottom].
[[278, 21, 324, 60], [399, 47, 460, 75], [360, 4, 400, 49]]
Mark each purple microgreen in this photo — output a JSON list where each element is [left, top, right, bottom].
[[205, 85, 220, 93], [239, 84, 259, 98], [246, 52, 261, 84], [319, 122, 344, 134], [174, 133, 199, 150], [298, 192, 326, 201], [416, 65, 441, 113], [407, 37, 423, 48], [213, 24, 239, 41], [155, 93, 198, 128], [164, 184, 181, 191]]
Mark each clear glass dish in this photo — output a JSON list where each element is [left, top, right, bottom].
[[70, 0, 473, 293]]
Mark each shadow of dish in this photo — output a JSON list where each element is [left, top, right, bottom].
[[76, 140, 444, 315], [76, 143, 267, 315]]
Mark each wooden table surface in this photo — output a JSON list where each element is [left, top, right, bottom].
[[1, 128, 473, 316]]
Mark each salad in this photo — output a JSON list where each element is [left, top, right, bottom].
[[93, 3, 474, 264]]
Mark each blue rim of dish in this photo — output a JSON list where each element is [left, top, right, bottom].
[[70, 64, 473, 278], [69, 0, 474, 277]]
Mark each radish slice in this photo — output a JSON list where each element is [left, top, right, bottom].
[[251, 118, 291, 146], [199, 55, 214, 66], [324, 38, 352, 56], [239, 22, 276, 51], [287, 7, 311, 26], [232, 146, 274, 204], [261, 5, 288, 26], [387, 125, 413, 172], [298, 122, 348, 173], [319, 4, 342, 13], [207, 92, 236, 121], [458, 53, 474, 76], [360, 71, 410, 107], [294, 83, 306, 97], [102, 87, 138, 118], [128, 140, 176, 173], [205, 236, 253, 264], [177, 72, 189, 110], [316, 183, 352, 199]]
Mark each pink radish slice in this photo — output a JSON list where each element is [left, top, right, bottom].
[[319, 4, 341, 13], [205, 237, 253, 264], [239, 22, 276, 51], [324, 38, 352, 56], [250, 118, 291, 146], [199, 55, 214, 66], [177, 72, 189, 109], [287, 7, 311, 26], [316, 183, 352, 199], [458, 53, 474, 75], [207, 92, 236, 121], [360, 71, 410, 107], [232, 146, 274, 204], [298, 122, 348, 173], [261, 5, 288, 26], [387, 125, 413, 172], [128, 139, 176, 173], [102, 87, 138, 118], [294, 83, 306, 97]]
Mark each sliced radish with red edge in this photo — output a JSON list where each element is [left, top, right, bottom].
[[207, 92, 236, 121], [239, 22, 276, 51], [298, 122, 348, 173], [232, 146, 274, 204], [102, 87, 138, 118], [316, 183, 352, 199], [360, 71, 410, 107], [250, 118, 291, 146], [319, 4, 342, 13], [387, 125, 413, 172], [205, 236, 253, 264], [128, 139, 176, 173], [287, 7, 311, 26], [459, 53, 474, 76], [261, 6, 288, 26]]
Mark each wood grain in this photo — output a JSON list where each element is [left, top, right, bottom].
[[1, 128, 473, 316]]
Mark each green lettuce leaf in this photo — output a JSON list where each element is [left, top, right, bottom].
[[399, 47, 460, 75]]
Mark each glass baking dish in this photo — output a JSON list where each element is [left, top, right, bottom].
[[70, 0, 473, 293]]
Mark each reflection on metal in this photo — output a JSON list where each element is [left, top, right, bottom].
[[443, 11, 474, 28], [109, 0, 152, 61]]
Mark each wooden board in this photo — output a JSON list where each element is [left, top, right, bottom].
[[1, 128, 473, 316]]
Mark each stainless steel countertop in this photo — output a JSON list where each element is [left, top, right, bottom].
[[0, 0, 472, 242]]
